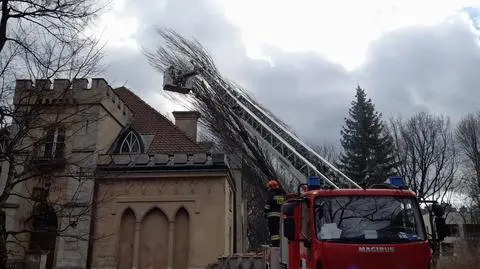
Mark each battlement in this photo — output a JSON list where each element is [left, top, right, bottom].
[[14, 78, 133, 127], [15, 78, 111, 91]]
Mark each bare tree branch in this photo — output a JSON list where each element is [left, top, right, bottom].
[[144, 28, 305, 249], [310, 143, 339, 164], [456, 112, 480, 218], [0, 0, 110, 266], [390, 112, 458, 202]]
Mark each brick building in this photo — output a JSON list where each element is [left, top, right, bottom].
[[2, 78, 246, 269]]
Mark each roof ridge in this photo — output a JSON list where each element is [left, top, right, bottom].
[[113, 87, 205, 151]]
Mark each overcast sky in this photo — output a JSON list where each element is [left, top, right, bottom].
[[90, 0, 480, 147]]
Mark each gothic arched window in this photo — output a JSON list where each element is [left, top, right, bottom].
[[119, 131, 142, 154]]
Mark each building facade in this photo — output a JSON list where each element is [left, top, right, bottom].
[[423, 210, 480, 257], [3, 78, 246, 269]]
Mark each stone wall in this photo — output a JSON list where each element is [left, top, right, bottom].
[[13, 78, 133, 124], [91, 174, 233, 269], [3, 78, 131, 269]]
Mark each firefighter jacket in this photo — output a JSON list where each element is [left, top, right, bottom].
[[264, 189, 285, 218]]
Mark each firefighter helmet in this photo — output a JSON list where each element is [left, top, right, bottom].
[[267, 180, 279, 189]]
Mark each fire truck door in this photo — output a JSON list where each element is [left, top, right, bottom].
[[300, 200, 311, 268], [280, 217, 288, 268]]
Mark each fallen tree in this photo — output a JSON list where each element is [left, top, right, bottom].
[[144, 28, 302, 249]]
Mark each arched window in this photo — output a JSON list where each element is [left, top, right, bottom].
[[119, 131, 141, 154]]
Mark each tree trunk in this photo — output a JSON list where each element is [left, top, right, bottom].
[[0, 209, 7, 269], [429, 212, 440, 269], [0, 0, 9, 53]]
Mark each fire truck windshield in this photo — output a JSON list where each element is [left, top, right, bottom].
[[314, 196, 426, 244]]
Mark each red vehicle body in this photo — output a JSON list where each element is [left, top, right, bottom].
[[279, 187, 435, 269], [161, 63, 445, 269]]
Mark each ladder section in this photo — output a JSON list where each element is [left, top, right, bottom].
[[163, 63, 361, 189], [196, 65, 360, 189]]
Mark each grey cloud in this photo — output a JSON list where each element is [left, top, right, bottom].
[[123, 0, 244, 60], [102, 45, 165, 102], [245, 17, 480, 145], [357, 17, 480, 123], [238, 49, 355, 146], [102, 1, 480, 148], [102, 0, 247, 115]]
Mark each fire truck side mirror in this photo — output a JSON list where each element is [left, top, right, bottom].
[[431, 203, 447, 241], [431, 203, 445, 218], [435, 217, 447, 241]]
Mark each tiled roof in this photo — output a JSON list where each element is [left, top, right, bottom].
[[114, 87, 207, 154]]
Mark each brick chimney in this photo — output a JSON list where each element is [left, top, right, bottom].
[[172, 111, 201, 142]]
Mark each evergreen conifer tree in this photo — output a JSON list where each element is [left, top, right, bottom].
[[338, 86, 397, 187]]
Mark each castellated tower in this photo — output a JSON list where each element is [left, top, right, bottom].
[[5, 78, 132, 269]]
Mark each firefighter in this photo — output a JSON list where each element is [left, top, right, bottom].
[[264, 179, 285, 247]]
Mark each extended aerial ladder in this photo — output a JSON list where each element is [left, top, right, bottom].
[[162, 61, 361, 190]]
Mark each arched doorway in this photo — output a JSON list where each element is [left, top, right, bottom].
[[139, 208, 169, 269], [173, 207, 190, 269], [118, 208, 136, 269], [28, 202, 58, 269]]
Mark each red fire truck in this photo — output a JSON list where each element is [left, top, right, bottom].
[[277, 176, 447, 269], [162, 62, 447, 269]]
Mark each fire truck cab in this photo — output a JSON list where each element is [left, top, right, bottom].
[[278, 176, 446, 269]]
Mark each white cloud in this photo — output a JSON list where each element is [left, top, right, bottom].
[[91, 0, 480, 72], [88, 0, 480, 147], [86, 0, 141, 49], [221, 0, 480, 70]]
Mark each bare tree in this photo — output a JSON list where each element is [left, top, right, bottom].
[[0, 1, 109, 267], [390, 112, 457, 202], [144, 28, 307, 249], [389, 112, 458, 264], [310, 143, 338, 164], [0, 0, 107, 99], [456, 112, 480, 217], [0, 78, 115, 269], [145, 29, 278, 180]]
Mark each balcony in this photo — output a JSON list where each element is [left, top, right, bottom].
[[31, 157, 66, 170], [31, 148, 66, 170]]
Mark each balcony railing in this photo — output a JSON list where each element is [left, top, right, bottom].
[[31, 153, 66, 169]]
